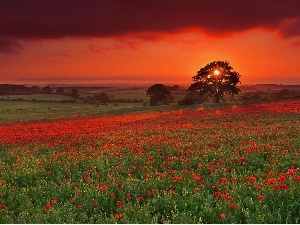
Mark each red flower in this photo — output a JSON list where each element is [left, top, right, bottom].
[[110, 192, 115, 197], [294, 176, 300, 182], [137, 196, 144, 202], [50, 199, 56, 205], [214, 191, 221, 197], [220, 178, 227, 184], [77, 204, 82, 210], [257, 195, 264, 201], [220, 213, 226, 219], [74, 189, 81, 195], [45, 204, 52, 211], [117, 200, 124, 208], [92, 201, 98, 207], [226, 195, 233, 201], [0, 205, 5, 210], [230, 203, 237, 209], [114, 214, 120, 220], [127, 193, 132, 200]]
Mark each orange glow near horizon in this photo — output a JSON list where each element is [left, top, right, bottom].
[[1, 29, 300, 85]]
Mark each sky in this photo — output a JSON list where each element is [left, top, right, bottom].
[[1, 0, 300, 85]]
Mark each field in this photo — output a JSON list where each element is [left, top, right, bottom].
[[0, 97, 300, 223]]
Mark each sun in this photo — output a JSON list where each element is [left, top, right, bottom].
[[213, 69, 220, 76]]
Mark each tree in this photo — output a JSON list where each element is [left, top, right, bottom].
[[188, 61, 241, 103], [146, 84, 172, 106], [70, 89, 80, 98], [56, 87, 65, 95], [42, 85, 52, 94]]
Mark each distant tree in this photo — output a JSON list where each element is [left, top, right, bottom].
[[146, 84, 172, 106], [70, 89, 80, 98], [56, 87, 65, 95], [93, 92, 110, 103], [42, 85, 52, 94], [188, 61, 241, 103]]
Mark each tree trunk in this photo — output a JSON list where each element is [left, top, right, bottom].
[[215, 95, 220, 103]]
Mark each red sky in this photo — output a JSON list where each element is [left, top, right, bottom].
[[1, 0, 300, 85]]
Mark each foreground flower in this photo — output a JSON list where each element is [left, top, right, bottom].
[[45, 204, 52, 211], [230, 203, 237, 209], [220, 213, 226, 219], [117, 200, 124, 208], [92, 201, 98, 207], [257, 195, 264, 201], [114, 213, 125, 220]]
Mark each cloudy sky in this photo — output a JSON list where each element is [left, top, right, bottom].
[[1, 0, 300, 85]]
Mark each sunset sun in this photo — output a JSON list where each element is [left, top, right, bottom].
[[213, 69, 220, 76]]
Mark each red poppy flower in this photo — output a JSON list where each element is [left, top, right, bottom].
[[117, 200, 124, 208], [230, 203, 237, 209], [45, 204, 52, 211], [257, 195, 264, 201], [220, 178, 227, 184], [50, 199, 56, 205], [92, 201, 97, 207], [220, 213, 226, 219]]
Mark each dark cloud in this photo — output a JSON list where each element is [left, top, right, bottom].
[[0, 37, 23, 53], [1, 0, 300, 52]]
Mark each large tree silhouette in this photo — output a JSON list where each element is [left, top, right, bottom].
[[146, 84, 172, 106], [188, 61, 241, 103]]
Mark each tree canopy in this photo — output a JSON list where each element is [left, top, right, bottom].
[[188, 61, 241, 103], [146, 84, 172, 106]]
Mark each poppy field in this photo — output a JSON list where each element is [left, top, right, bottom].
[[0, 99, 299, 223]]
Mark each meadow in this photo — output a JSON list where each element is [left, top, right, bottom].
[[0, 97, 299, 223]]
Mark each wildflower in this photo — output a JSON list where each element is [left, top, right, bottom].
[[77, 204, 82, 210], [70, 198, 75, 203], [169, 190, 175, 195], [117, 200, 124, 208], [294, 176, 300, 182], [214, 191, 221, 197], [257, 195, 264, 201], [92, 201, 98, 207], [230, 203, 237, 209], [74, 189, 81, 195], [45, 204, 52, 211], [50, 199, 56, 205], [114, 214, 120, 220], [226, 195, 233, 201], [194, 187, 200, 193], [127, 193, 132, 200], [0, 205, 5, 210], [220, 178, 227, 184], [110, 192, 115, 197], [231, 177, 237, 182], [220, 213, 226, 219], [137, 196, 144, 202]]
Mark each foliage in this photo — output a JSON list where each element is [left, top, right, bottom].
[[0, 100, 299, 223], [70, 89, 80, 98], [146, 84, 172, 106], [188, 61, 241, 103]]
